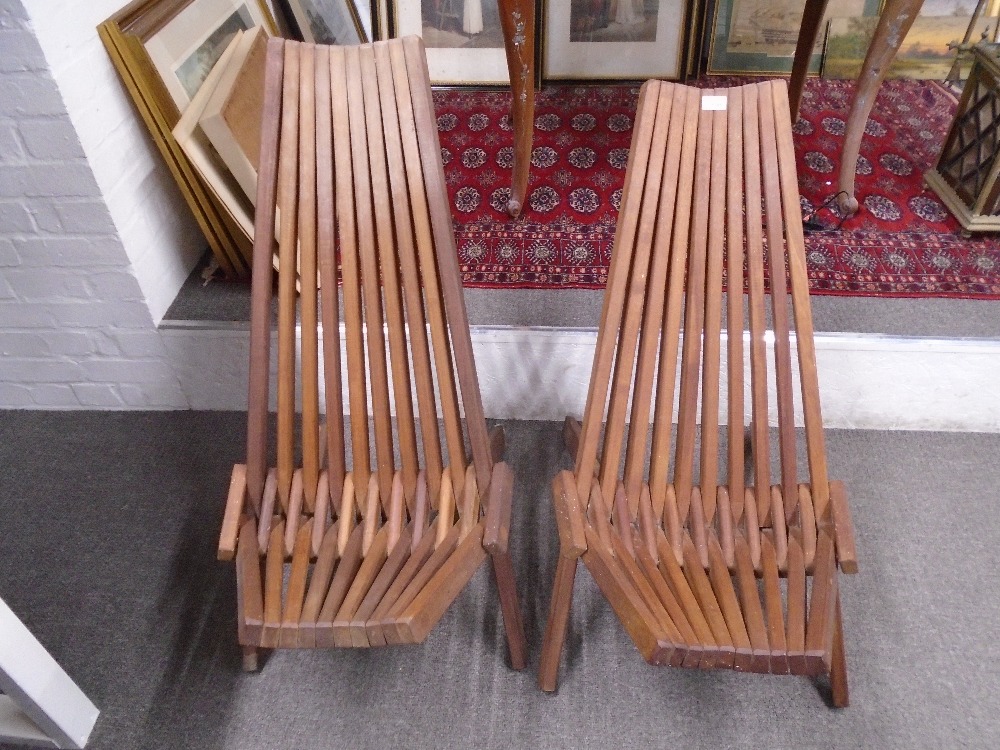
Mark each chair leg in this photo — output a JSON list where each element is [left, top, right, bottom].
[[490, 551, 528, 670], [241, 645, 259, 673], [562, 417, 582, 462], [538, 553, 579, 692], [489, 425, 506, 464], [829, 594, 849, 708]]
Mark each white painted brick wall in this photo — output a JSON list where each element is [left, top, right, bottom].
[[23, 0, 204, 324], [0, 0, 187, 409]]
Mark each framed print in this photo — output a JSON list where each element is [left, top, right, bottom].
[[280, 0, 368, 44], [393, 0, 509, 84], [144, 0, 270, 110], [707, 0, 878, 75], [543, 0, 691, 81]]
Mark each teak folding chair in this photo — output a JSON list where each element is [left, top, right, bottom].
[[217, 36, 527, 672], [537, 80, 859, 705]]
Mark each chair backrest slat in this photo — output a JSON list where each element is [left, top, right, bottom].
[[673, 87, 714, 562], [402, 36, 493, 496], [384, 41, 445, 503], [577, 80, 827, 572], [648, 85, 698, 524], [298, 42, 320, 513], [330, 46, 371, 509], [246, 40, 284, 513], [392, 42, 467, 504], [758, 81, 795, 562], [246, 36, 494, 539], [347, 45, 396, 513], [276, 41, 301, 516], [772, 83, 830, 522], [623, 82, 685, 511], [699, 88, 729, 527], [601, 80, 672, 507], [575, 80, 662, 503], [724, 86, 746, 534], [742, 84, 769, 565], [371, 42, 425, 512], [721, 85, 746, 567], [315, 45, 346, 507]]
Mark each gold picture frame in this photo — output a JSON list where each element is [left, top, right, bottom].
[[98, 0, 277, 276]]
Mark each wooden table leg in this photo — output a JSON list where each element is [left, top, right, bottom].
[[836, 0, 924, 214], [788, 0, 831, 121], [498, 0, 535, 218]]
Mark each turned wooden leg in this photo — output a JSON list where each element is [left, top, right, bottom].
[[490, 551, 529, 670], [788, 0, 831, 121], [241, 645, 259, 672], [837, 0, 924, 214], [538, 553, 579, 692], [498, 0, 536, 218], [829, 594, 850, 707]]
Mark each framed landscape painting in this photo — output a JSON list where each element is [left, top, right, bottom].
[[393, 0, 509, 84], [543, 0, 692, 81], [823, 0, 1000, 80], [707, 0, 880, 75]]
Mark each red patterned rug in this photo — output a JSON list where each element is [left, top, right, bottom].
[[433, 78, 1000, 298]]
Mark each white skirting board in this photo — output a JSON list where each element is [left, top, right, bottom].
[[160, 324, 1000, 432]]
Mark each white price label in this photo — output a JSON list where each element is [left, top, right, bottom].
[[701, 95, 727, 111]]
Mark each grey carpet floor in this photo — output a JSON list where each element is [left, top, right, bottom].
[[1, 412, 999, 749]]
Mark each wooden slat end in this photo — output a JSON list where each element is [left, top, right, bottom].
[[830, 480, 859, 574], [552, 470, 587, 558], [218, 464, 248, 560], [483, 461, 514, 554]]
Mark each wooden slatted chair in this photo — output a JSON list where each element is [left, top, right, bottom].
[[217, 36, 527, 672], [537, 80, 859, 705]]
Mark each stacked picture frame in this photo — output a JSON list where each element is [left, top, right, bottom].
[[99, 0, 378, 276]]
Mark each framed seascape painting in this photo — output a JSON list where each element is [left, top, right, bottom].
[[543, 0, 692, 81], [393, 0, 509, 84], [707, 0, 880, 75], [280, 0, 371, 44]]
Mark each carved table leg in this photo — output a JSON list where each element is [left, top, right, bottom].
[[789, 0, 832, 121], [837, 0, 924, 214], [498, 0, 535, 218]]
